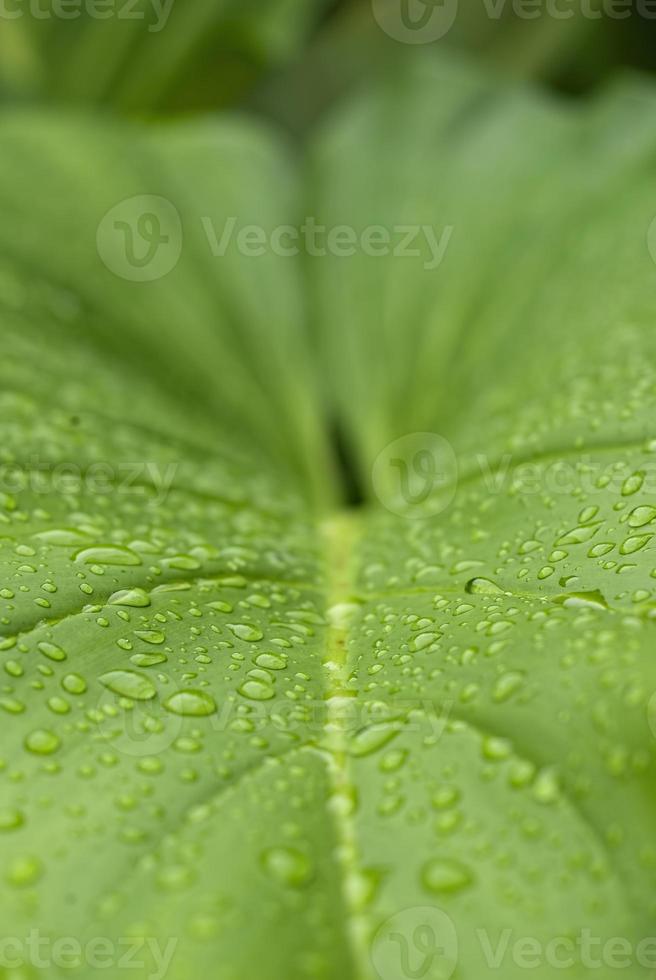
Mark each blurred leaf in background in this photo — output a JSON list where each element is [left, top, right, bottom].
[[3, 0, 656, 123], [0, 0, 330, 113], [251, 0, 648, 136]]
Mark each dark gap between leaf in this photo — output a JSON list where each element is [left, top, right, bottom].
[[331, 420, 364, 507]]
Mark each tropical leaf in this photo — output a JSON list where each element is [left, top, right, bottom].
[[1, 54, 656, 980], [0, 0, 326, 111]]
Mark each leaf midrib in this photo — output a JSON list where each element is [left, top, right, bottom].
[[320, 513, 371, 980]]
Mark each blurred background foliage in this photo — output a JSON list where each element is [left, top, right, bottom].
[[1, 0, 656, 129]]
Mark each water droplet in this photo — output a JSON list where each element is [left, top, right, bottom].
[[557, 524, 600, 546], [533, 768, 560, 805], [208, 601, 233, 614], [227, 623, 263, 642], [33, 528, 92, 547], [157, 864, 195, 891], [0, 808, 24, 832], [62, 674, 87, 695], [431, 786, 460, 810], [622, 472, 644, 496], [254, 652, 287, 670], [7, 855, 42, 887], [327, 603, 361, 630], [161, 555, 201, 572], [589, 542, 614, 558], [163, 690, 217, 717], [482, 736, 512, 760], [465, 577, 504, 595], [99, 670, 156, 701], [134, 630, 165, 645], [554, 589, 608, 611], [238, 679, 274, 701], [75, 545, 142, 566], [38, 641, 67, 663], [422, 858, 473, 894], [25, 729, 60, 755], [0, 696, 25, 714], [138, 756, 164, 775], [379, 749, 407, 773], [492, 671, 525, 704], [410, 631, 441, 652], [348, 720, 402, 757], [627, 505, 656, 528], [48, 696, 70, 715], [131, 652, 167, 668], [108, 588, 151, 607], [261, 847, 313, 888], [620, 534, 652, 556]]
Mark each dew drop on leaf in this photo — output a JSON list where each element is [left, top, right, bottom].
[[421, 858, 473, 894], [75, 545, 142, 566], [238, 679, 275, 702], [108, 588, 151, 607], [465, 577, 505, 595], [0, 808, 24, 832], [261, 847, 313, 888], [163, 690, 217, 717], [621, 472, 644, 496], [24, 729, 61, 755], [62, 673, 87, 695], [99, 670, 156, 701], [492, 671, 526, 703], [37, 641, 67, 662], [227, 623, 264, 642], [7, 855, 42, 887]]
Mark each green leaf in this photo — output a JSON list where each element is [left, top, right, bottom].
[[0, 110, 333, 504], [2, 0, 325, 112], [1, 54, 656, 980]]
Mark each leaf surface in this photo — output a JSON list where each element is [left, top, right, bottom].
[[1, 57, 656, 980]]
